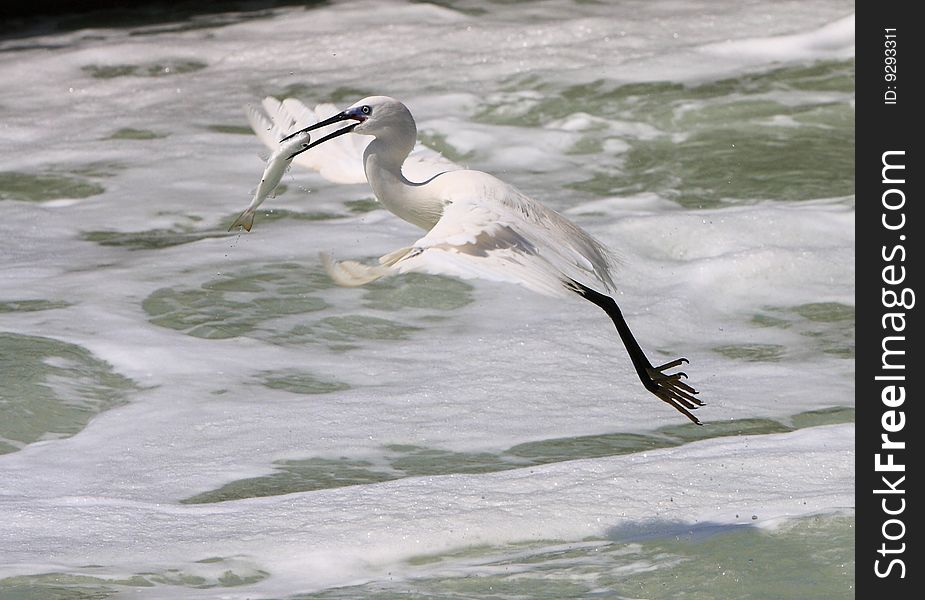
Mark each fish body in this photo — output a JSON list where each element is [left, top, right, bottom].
[[229, 131, 312, 231]]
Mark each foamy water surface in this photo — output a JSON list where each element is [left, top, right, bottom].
[[1, 1, 854, 597]]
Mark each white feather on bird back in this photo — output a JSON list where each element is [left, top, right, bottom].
[[375, 170, 619, 298]]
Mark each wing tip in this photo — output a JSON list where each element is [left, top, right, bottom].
[[321, 252, 393, 287]]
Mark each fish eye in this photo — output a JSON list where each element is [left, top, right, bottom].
[[361, 105, 371, 115]]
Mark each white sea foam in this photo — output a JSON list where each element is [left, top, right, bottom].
[[0, 0, 854, 596], [0, 425, 853, 596]]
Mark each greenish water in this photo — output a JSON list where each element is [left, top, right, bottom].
[[106, 128, 168, 140], [141, 262, 332, 340], [141, 263, 471, 344], [0, 172, 105, 202], [0, 333, 138, 455], [181, 407, 852, 504], [81, 60, 207, 79], [477, 60, 854, 207], [0, 555, 270, 599], [0, 8, 855, 598], [82, 228, 233, 250], [0, 514, 853, 600], [748, 302, 856, 359], [80, 203, 377, 250], [258, 369, 351, 395], [0, 300, 71, 313], [206, 124, 258, 135], [294, 514, 854, 600]]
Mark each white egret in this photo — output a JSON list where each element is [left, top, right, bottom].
[[254, 96, 704, 424]]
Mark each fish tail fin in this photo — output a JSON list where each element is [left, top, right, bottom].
[[229, 208, 256, 232]]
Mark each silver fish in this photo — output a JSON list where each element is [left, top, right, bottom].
[[229, 131, 312, 231]]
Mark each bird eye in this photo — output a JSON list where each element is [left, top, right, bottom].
[[361, 105, 371, 115]]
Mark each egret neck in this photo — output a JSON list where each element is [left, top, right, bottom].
[[362, 126, 444, 231]]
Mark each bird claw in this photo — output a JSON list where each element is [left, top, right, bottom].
[[645, 359, 704, 425], [654, 357, 688, 370]]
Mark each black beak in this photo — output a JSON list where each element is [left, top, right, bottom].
[[281, 111, 358, 159]]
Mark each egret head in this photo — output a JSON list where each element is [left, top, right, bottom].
[[282, 96, 415, 159], [343, 96, 414, 137]]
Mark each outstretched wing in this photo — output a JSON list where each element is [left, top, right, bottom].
[[398, 189, 619, 297], [245, 97, 367, 184], [324, 183, 620, 299], [245, 97, 460, 185]]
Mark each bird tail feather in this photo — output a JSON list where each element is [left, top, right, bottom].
[[321, 252, 393, 287]]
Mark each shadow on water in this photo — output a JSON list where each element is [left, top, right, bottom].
[[596, 515, 855, 600], [0, 515, 852, 600], [285, 514, 853, 599]]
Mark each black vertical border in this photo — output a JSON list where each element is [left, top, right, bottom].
[[857, 2, 920, 596]]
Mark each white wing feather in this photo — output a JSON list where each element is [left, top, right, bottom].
[[397, 190, 619, 297], [245, 97, 460, 185], [323, 182, 620, 299]]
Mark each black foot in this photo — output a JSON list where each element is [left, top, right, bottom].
[[644, 358, 705, 425]]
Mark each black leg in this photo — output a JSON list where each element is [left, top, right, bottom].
[[569, 280, 704, 425]]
